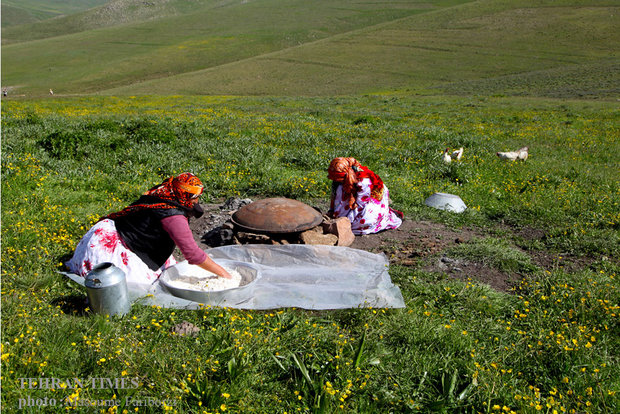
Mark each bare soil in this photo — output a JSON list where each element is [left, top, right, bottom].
[[190, 200, 589, 293]]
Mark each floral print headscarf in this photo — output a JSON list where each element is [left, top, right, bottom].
[[105, 173, 204, 219], [328, 157, 384, 210], [146, 172, 204, 209]]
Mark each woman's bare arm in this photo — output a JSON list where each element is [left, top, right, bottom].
[[196, 255, 232, 279]]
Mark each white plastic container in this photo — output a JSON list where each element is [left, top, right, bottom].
[[424, 192, 467, 213]]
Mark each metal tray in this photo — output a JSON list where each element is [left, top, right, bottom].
[[231, 197, 323, 233], [159, 260, 260, 303]]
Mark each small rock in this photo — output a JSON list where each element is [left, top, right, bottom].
[[236, 231, 271, 243], [171, 321, 200, 337], [300, 227, 338, 245], [220, 228, 234, 242], [321, 217, 355, 247], [221, 197, 253, 211], [201, 226, 234, 247], [440, 256, 458, 265]]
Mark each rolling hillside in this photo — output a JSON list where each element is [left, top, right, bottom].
[[2, 0, 193, 42], [1, 0, 108, 28], [106, 0, 619, 98], [2, 0, 618, 98], [1, 0, 452, 96]]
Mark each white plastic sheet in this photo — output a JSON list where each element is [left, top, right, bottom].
[[64, 244, 405, 310]]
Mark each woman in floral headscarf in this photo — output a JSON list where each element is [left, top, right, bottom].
[[66, 173, 231, 287], [327, 158, 403, 235]]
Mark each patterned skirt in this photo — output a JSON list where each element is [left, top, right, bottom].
[[332, 179, 402, 235], [65, 219, 176, 288]]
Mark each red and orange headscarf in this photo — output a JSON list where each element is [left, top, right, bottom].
[[148, 173, 204, 209], [328, 157, 384, 210], [105, 173, 204, 220]]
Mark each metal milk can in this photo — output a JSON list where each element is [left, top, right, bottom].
[[85, 262, 131, 316]]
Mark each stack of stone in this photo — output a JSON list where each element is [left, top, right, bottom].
[[202, 217, 355, 247]]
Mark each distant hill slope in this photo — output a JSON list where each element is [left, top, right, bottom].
[[1, 0, 109, 28], [2, 0, 194, 42], [105, 0, 620, 99], [2, 0, 618, 99], [2, 0, 454, 95]]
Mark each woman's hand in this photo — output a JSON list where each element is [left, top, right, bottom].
[[197, 256, 233, 279]]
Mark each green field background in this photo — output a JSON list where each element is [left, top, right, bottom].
[[2, 95, 618, 412]]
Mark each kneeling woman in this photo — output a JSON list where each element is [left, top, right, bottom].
[[328, 157, 403, 235], [66, 173, 231, 287]]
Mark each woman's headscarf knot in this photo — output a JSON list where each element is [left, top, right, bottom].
[[328, 157, 384, 210], [153, 173, 204, 208], [104, 173, 204, 220]]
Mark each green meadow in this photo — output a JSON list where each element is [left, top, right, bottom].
[[1, 0, 619, 413], [2, 95, 619, 413]]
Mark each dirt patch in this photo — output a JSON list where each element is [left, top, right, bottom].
[[528, 250, 595, 275], [348, 218, 479, 262], [348, 218, 523, 292], [188, 199, 587, 293]]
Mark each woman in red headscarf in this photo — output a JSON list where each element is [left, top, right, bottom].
[[327, 158, 403, 235], [66, 173, 231, 288]]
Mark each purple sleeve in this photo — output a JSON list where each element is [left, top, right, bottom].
[[160, 215, 207, 265]]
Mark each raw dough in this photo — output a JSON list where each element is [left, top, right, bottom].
[[167, 267, 242, 292]]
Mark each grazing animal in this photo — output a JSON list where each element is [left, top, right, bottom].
[[451, 147, 464, 161], [49, 89, 54, 95], [516, 146, 528, 160], [497, 146, 528, 161], [442, 148, 452, 164]]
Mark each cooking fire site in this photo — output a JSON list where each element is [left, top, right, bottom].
[[63, 157, 460, 312]]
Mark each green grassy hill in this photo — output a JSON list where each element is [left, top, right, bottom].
[[2, 0, 618, 98], [1, 0, 196, 42], [106, 0, 619, 98], [2, 0, 450, 96], [1, 0, 108, 28]]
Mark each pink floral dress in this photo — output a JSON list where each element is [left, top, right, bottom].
[[65, 219, 176, 288], [331, 178, 402, 235]]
